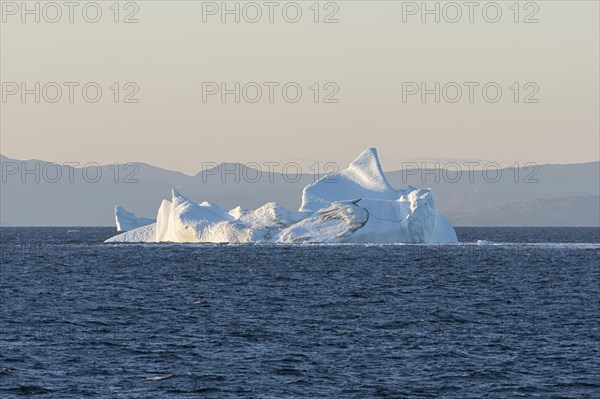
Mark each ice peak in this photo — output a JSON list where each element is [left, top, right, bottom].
[[299, 147, 399, 212], [114, 205, 155, 232], [347, 147, 393, 192], [172, 189, 184, 200], [349, 147, 379, 169]]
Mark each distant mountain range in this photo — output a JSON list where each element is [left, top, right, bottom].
[[1, 154, 598, 227]]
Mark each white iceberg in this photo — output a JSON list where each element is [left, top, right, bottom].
[[106, 148, 458, 244], [114, 205, 156, 232]]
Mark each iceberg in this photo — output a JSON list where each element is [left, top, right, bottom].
[[106, 148, 458, 244], [114, 205, 156, 232]]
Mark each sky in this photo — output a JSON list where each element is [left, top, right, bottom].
[[1, 0, 599, 174]]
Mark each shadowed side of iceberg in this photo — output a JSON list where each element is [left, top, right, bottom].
[[115, 205, 156, 232]]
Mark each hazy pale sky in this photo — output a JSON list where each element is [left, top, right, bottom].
[[1, 1, 599, 173]]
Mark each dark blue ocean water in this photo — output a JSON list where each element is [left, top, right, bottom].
[[1, 227, 599, 398]]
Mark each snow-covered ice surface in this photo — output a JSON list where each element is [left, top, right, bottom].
[[114, 206, 155, 232], [105, 148, 458, 244], [111, 223, 156, 242]]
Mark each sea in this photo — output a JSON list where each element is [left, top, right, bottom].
[[1, 227, 599, 398]]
